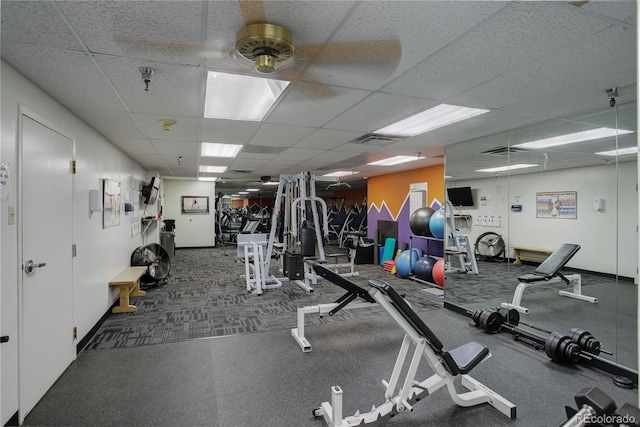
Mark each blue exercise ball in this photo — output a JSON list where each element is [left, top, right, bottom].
[[411, 247, 423, 259], [414, 256, 437, 283], [410, 207, 436, 236], [395, 250, 414, 278], [429, 209, 446, 239]]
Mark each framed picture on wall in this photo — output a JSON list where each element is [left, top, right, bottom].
[[181, 196, 209, 214], [536, 191, 577, 219], [103, 178, 121, 228]]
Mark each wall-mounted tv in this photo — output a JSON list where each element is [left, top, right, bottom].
[[142, 176, 159, 205], [447, 186, 474, 207]]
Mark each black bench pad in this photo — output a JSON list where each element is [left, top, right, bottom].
[[448, 341, 489, 374]]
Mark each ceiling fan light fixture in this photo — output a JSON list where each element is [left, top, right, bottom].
[[236, 23, 294, 73]]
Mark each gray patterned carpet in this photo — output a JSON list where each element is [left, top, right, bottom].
[[84, 246, 442, 351]]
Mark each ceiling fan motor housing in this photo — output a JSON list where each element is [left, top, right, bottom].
[[236, 23, 294, 73]]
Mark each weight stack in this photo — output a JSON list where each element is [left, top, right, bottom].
[[284, 252, 304, 280]]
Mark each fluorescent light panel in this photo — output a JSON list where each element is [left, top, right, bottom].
[[198, 165, 227, 173], [263, 181, 279, 186], [514, 128, 634, 149], [246, 188, 259, 192], [595, 146, 639, 156], [198, 177, 217, 181], [367, 155, 421, 166], [476, 164, 538, 173], [323, 171, 357, 177], [238, 191, 249, 195], [204, 71, 290, 121], [374, 104, 489, 137], [201, 142, 243, 158]]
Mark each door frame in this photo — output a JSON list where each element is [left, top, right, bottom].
[[17, 105, 76, 422]]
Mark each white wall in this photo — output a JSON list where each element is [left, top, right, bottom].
[[448, 161, 638, 279], [0, 60, 154, 424], [162, 179, 216, 248]]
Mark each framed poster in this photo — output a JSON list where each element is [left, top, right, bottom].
[[103, 178, 121, 228], [181, 196, 209, 214], [536, 191, 577, 219]]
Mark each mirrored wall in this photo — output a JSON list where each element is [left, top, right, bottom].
[[444, 100, 637, 370]]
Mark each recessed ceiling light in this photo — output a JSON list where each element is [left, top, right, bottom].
[[238, 191, 249, 195], [204, 71, 290, 121], [475, 164, 538, 173], [323, 171, 358, 177], [513, 128, 634, 149], [198, 177, 217, 181], [367, 155, 422, 166], [374, 104, 489, 137], [201, 142, 243, 158], [595, 146, 638, 156], [199, 165, 227, 173]]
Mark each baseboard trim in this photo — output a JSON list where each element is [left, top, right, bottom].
[[76, 302, 117, 354]]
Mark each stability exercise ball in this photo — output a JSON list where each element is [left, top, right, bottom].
[[432, 258, 445, 287], [395, 250, 413, 278], [429, 209, 446, 239], [410, 207, 436, 236], [414, 256, 437, 283]]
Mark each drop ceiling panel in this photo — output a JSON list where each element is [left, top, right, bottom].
[[200, 119, 260, 144], [1, 1, 82, 49], [294, 129, 364, 150], [2, 44, 124, 112], [308, 150, 360, 164], [97, 56, 203, 117], [151, 139, 200, 157], [305, 1, 509, 89], [324, 92, 437, 132], [248, 124, 315, 147], [228, 158, 271, 170], [69, 108, 146, 140], [108, 137, 158, 155], [266, 81, 369, 127], [58, 0, 205, 66], [277, 147, 325, 161]]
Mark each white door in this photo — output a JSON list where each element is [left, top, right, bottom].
[[19, 114, 74, 421]]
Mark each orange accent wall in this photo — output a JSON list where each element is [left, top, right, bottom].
[[368, 164, 444, 214]]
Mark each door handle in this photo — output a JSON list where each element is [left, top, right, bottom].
[[0, 336, 8, 343], [24, 259, 47, 273]]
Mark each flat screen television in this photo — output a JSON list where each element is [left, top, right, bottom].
[[447, 186, 474, 207], [142, 177, 159, 205]]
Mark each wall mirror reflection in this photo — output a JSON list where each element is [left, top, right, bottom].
[[444, 100, 637, 371]]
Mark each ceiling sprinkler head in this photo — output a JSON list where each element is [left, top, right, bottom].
[[139, 67, 155, 91], [606, 87, 619, 107]]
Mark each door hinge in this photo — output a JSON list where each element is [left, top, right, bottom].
[[71, 160, 77, 174], [73, 327, 77, 340]]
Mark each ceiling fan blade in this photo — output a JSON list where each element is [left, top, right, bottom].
[[297, 39, 401, 63], [114, 35, 229, 58], [290, 71, 336, 99], [238, 0, 267, 25]]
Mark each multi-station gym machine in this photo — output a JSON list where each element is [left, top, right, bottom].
[[239, 171, 360, 295]]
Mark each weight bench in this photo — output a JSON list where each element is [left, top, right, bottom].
[[501, 243, 597, 314], [291, 260, 376, 352], [314, 278, 516, 426]]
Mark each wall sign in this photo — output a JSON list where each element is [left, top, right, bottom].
[[103, 178, 121, 228], [536, 191, 577, 219]]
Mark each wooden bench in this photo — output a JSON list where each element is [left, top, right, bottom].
[[509, 246, 554, 265], [109, 266, 148, 313]]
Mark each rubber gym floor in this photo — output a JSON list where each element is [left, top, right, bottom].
[[23, 247, 638, 426]]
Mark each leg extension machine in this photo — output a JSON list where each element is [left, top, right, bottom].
[[314, 279, 516, 426]]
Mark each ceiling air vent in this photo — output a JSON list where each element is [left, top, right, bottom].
[[350, 133, 405, 145], [481, 146, 527, 156]]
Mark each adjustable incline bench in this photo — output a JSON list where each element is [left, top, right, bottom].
[[314, 278, 516, 426], [291, 260, 376, 352], [501, 243, 597, 314]]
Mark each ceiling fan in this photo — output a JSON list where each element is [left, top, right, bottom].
[[116, 0, 402, 87]]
